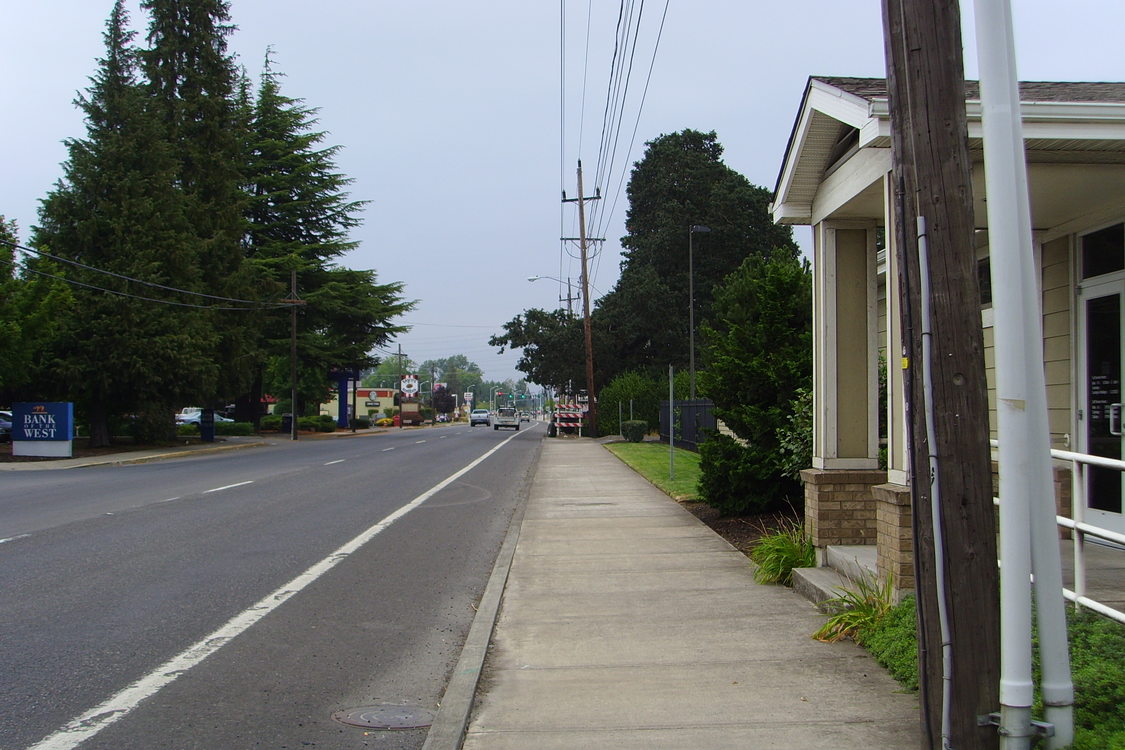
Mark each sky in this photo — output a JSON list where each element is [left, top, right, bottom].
[[3, 1, 1123, 384]]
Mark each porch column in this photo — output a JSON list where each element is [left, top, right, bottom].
[[875, 174, 915, 594], [803, 221, 883, 548]]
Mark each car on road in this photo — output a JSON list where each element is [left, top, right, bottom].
[[493, 407, 520, 431], [519, 411, 530, 422], [469, 408, 491, 427]]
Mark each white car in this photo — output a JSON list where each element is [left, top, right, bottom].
[[469, 408, 491, 427], [176, 408, 233, 425]]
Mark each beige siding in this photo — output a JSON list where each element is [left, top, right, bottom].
[[982, 320, 997, 438], [1041, 236, 1072, 445], [835, 228, 870, 458]]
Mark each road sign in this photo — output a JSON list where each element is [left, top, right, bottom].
[[400, 375, 419, 395]]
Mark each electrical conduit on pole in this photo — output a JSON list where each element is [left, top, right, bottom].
[[973, 1, 1074, 747]]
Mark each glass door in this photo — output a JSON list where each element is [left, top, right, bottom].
[[1078, 278, 1125, 534]]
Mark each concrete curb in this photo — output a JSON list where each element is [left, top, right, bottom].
[[421, 468, 531, 750]]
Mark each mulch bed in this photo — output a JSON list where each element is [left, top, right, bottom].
[[680, 501, 800, 555]]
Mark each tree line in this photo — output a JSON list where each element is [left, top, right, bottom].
[[0, 0, 412, 446], [490, 129, 813, 512]]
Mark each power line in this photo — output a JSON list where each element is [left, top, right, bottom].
[[1, 256, 289, 311], [1, 238, 288, 308]]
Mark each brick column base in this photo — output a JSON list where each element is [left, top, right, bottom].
[[873, 482, 914, 596], [799, 468, 886, 547]]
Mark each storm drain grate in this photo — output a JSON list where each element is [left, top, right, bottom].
[[332, 704, 435, 730]]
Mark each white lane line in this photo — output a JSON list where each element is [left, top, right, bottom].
[[203, 481, 254, 494], [324, 459, 345, 466], [0, 534, 31, 545], [415, 440, 427, 444], [382, 447, 395, 452], [27, 429, 524, 750]]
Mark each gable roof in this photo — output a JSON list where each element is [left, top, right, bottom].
[[772, 76, 1125, 225]]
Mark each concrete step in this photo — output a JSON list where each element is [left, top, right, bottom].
[[826, 545, 877, 584], [792, 566, 852, 613], [792, 545, 879, 613]]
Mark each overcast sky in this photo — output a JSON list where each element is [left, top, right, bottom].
[[4, 1, 1123, 383]]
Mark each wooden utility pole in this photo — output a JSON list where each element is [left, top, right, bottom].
[[563, 160, 600, 435], [881, 1, 1000, 748]]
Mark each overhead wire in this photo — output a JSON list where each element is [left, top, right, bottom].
[[1, 238, 291, 309], [1, 255, 290, 311]]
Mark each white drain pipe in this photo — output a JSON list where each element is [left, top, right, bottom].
[[973, 1, 1074, 747]]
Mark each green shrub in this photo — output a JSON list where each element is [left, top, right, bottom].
[[814, 573, 894, 644], [854, 594, 919, 691], [621, 420, 647, 442], [1057, 609, 1125, 744], [749, 519, 815, 585], [215, 421, 253, 436], [698, 432, 799, 514], [260, 414, 282, 431], [316, 420, 336, 432], [297, 416, 319, 431], [317, 414, 335, 424]]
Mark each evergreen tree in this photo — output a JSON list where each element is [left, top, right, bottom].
[[697, 251, 813, 513], [245, 53, 412, 412], [141, 0, 258, 403], [34, 0, 216, 445], [595, 129, 799, 378], [0, 219, 73, 405]]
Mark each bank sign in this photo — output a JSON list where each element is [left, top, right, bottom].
[[12, 402, 75, 458]]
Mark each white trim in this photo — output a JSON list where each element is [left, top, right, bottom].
[[810, 148, 892, 226]]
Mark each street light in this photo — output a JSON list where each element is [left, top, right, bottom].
[[490, 385, 501, 411], [689, 225, 711, 400], [528, 275, 578, 316]]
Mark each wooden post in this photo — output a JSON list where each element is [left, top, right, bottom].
[[881, 1, 1001, 748]]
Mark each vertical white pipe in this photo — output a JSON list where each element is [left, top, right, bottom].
[[973, 1, 1073, 747], [916, 218, 954, 749]]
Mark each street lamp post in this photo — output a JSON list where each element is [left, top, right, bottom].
[[490, 385, 501, 412], [528, 275, 578, 316], [688, 225, 711, 400]]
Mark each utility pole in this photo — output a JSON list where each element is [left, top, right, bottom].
[[562, 160, 600, 435], [881, 1, 1000, 748], [282, 268, 307, 441]]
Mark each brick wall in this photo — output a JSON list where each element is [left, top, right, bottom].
[[799, 468, 886, 546]]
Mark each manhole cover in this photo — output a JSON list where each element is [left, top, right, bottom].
[[332, 704, 435, 730]]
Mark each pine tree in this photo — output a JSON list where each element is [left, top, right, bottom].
[[245, 53, 412, 413], [141, 0, 258, 403], [34, 0, 217, 445]]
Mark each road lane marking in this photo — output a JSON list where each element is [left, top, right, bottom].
[[0, 534, 31, 545], [382, 447, 395, 452], [203, 481, 254, 494], [415, 440, 427, 444], [27, 429, 525, 750], [324, 459, 345, 465]]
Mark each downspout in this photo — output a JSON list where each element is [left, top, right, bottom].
[[973, 1, 1074, 747]]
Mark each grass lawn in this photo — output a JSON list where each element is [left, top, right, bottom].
[[605, 441, 701, 501]]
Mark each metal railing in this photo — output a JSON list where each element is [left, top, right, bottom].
[[992, 440, 1125, 624]]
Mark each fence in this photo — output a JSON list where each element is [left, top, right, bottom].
[[658, 399, 715, 451]]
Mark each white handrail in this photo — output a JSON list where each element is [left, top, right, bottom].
[[989, 439, 1125, 625]]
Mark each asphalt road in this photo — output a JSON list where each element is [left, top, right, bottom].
[[0, 423, 543, 749]]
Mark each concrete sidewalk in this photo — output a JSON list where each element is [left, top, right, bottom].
[[456, 438, 920, 749]]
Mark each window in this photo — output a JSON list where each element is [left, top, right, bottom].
[[1081, 222, 1125, 280]]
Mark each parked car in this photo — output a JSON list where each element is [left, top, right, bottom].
[[175, 408, 233, 425], [493, 407, 520, 431], [470, 408, 491, 427], [0, 411, 11, 443]]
